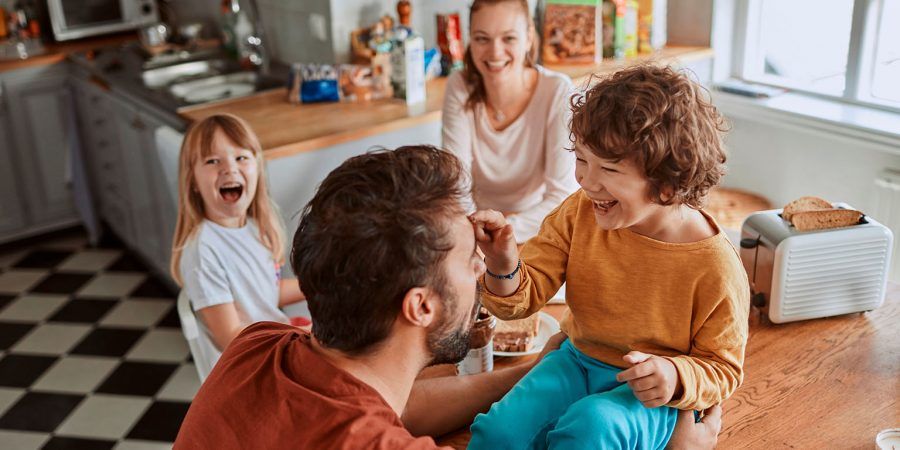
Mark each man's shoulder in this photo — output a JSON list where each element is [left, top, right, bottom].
[[231, 321, 299, 350]]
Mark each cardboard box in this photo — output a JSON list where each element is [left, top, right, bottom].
[[541, 0, 602, 64], [637, 0, 667, 53]]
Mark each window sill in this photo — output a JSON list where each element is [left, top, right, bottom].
[[712, 90, 900, 156]]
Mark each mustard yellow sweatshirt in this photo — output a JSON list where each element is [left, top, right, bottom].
[[481, 190, 751, 410]]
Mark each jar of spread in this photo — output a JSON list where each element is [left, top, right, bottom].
[[457, 308, 496, 375]]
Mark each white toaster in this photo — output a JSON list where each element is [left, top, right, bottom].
[[739, 203, 894, 323]]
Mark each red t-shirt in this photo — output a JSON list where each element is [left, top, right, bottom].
[[174, 322, 446, 449]]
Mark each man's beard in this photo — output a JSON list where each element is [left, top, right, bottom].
[[425, 286, 479, 366]]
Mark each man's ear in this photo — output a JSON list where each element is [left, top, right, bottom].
[[400, 287, 439, 328]]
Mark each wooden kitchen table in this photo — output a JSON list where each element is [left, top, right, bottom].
[[433, 282, 900, 449]]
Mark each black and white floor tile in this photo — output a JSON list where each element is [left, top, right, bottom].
[[0, 230, 199, 449]]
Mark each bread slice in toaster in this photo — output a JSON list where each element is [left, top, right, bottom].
[[790, 209, 863, 231], [782, 196, 832, 221]]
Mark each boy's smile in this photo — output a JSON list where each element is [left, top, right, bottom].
[[193, 129, 259, 228], [573, 143, 717, 243], [574, 144, 657, 230]]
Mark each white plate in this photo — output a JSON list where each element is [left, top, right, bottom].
[[494, 312, 561, 357]]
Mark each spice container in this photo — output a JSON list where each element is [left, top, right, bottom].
[[457, 308, 496, 376]]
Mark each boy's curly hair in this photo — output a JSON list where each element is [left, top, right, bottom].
[[570, 64, 729, 209]]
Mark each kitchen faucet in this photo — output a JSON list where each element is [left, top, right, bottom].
[[243, 0, 269, 75]]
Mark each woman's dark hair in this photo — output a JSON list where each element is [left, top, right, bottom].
[[291, 146, 467, 354]]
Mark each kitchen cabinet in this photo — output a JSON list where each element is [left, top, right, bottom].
[[72, 78, 133, 243], [0, 88, 28, 238], [109, 94, 172, 274], [0, 63, 80, 244], [71, 75, 175, 279]]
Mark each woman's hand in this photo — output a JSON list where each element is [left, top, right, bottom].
[[469, 210, 519, 274]]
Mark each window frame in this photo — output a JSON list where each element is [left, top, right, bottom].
[[734, 0, 900, 114]]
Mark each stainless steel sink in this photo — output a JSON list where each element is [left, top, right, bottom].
[[141, 59, 233, 88], [168, 72, 262, 104]]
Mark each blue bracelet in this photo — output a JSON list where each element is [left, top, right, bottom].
[[485, 259, 521, 280]]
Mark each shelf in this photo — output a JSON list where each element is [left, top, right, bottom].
[[179, 46, 713, 160]]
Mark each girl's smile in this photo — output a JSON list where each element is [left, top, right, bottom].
[[193, 128, 259, 228]]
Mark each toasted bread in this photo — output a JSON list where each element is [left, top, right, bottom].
[[493, 315, 541, 352], [790, 209, 863, 231], [782, 196, 832, 221]]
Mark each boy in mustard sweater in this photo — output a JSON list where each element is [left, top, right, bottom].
[[468, 65, 750, 449]]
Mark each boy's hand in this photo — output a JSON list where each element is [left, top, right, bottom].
[[616, 351, 681, 408], [469, 210, 518, 273]]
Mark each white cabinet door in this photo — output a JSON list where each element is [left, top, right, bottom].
[[3, 64, 79, 227], [135, 109, 174, 276], [0, 87, 27, 240], [107, 94, 168, 272]]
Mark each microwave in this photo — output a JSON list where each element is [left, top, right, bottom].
[[48, 0, 159, 41]]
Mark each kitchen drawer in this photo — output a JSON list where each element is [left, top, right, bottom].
[[96, 168, 129, 205], [90, 134, 124, 168]]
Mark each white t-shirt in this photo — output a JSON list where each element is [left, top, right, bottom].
[[180, 219, 289, 363], [441, 65, 580, 242]]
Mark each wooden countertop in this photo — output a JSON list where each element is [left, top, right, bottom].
[[179, 78, 448, 159], [431, 282, 900, 448], [0, 32, 137, 73], [179, 46, 714, 160]]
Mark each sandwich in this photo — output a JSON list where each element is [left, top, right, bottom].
[[493, 315, 541, 353]]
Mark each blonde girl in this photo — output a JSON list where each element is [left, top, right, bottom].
[[171, 114, 306, 363]]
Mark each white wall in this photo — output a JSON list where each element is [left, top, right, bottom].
[[268, 121, 442, 275], [264, 0, 541, 64], [256, 0, 335, 63], [718, 107, 900, 219]]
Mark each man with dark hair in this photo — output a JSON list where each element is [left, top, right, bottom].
[[175, 146, 722, 449]]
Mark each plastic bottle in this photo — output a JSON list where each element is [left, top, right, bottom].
[[0, 7, 8, 40], [233, 7, 254, 65], [220, 0, 239, 58]]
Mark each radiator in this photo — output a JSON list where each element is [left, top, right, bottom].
[[874, 170, 900, 282]]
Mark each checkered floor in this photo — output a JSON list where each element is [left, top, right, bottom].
[[0, 230, 198, 450]]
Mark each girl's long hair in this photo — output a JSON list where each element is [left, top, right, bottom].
[[170, 114, 285, 285], [462, 0, 539, 110]]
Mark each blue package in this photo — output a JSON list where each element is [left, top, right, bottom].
[[298, 64, 340, 103], [424, 47, 442, 79]]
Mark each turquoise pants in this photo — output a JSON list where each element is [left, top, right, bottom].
[[468, 340, 678, 450]]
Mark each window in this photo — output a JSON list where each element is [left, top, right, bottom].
[[738, 0, 900, 110], [869, 0, 900, 104]]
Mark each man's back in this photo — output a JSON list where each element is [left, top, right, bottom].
[[174, 322, 442, 450]]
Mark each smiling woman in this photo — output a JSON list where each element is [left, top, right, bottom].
[[441, 0, 579, 243]]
